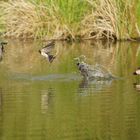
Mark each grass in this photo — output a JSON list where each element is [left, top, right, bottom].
[[116, 0, 138, 39], [82, 0, 139, 40], [0, 0, 62, 39], [81, 0, 118, 40], [0, 0, 139, 40]]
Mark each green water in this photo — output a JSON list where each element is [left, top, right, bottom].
[[0, 39, 140, 140]]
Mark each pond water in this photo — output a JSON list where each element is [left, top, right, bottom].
[[0, 39, 140, 140]]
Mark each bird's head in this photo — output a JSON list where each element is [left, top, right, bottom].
[[77, 62, 80, 66], [74, 57, 80, 66], [74, 55, 86, 66]]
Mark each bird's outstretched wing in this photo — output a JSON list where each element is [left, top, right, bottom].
[[42, 41, 55, 49], [48, 54, 56, 63]]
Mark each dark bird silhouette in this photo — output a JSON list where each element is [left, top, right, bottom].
[[39, 41, 56, 63], [0, 41, 7, 61], [74, 55, 116, 80], [133, 68, 140, 75]]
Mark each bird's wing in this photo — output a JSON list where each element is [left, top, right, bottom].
[[46, 41, 55, 47], [43, 41, 55, 48], [42, 41, 55, 53], [48, 54, 56, 63]]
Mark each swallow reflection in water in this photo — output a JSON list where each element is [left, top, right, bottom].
[[39, 41, 57, 63]]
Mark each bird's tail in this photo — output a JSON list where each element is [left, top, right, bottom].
[[48, 55, 56, 63]]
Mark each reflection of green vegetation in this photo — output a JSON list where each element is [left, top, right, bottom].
[[0, 40, 140, 139], [0, 71, 140, 140], [1, 39, 140, 78], [0, 0, 139, 40]]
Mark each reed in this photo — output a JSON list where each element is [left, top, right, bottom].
[[0, 0, 68, 39], [41, 0, 90, 40], [0, 0, 139, 40], [0, 0, 90, 40], [81, 0, 138, 40], [0, 0, 47, 39], [117, 0, 138, 39]]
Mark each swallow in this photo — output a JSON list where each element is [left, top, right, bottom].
[[39, 41, 56, 63]]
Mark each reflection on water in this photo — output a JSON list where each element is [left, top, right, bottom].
[[0, 88, 2, 111], [11, 73, 81, 81], [133, 83, 140, 92], [0, 39, 140, 140], [78, 78, 113, 94], [41, 88, 54, 114]]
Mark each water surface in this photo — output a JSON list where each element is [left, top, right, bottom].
[[0, 39, 140, 140]]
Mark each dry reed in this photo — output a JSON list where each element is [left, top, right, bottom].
[[0, 0, 139, 40], [0, 0, 72, 40], [81, 0, 119, 40], [81, 0, 138, 40]]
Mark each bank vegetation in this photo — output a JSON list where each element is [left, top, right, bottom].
[[0, 0, 140, 41]]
